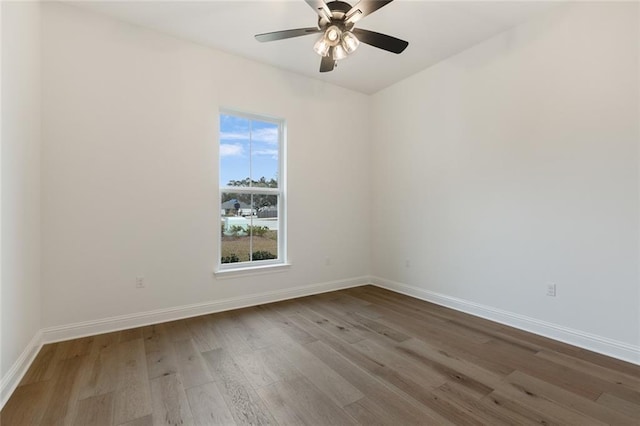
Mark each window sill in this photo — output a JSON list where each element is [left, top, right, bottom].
[[214, 263, 292, 280]]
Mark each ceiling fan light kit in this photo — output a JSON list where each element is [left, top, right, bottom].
[[255, 0, 408, 73], [313, 23, 358, 61]]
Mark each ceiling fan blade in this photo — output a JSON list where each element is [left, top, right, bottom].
[[255, 27, 321, 42], [304, 0, 331, 19], [345, 0, 394, 23], [352, 28, 408, 54], [320, 53, 335, 73]]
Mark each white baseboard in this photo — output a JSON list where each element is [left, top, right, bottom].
[[370, 276, 640, 366], [41, 276, 369, 344], [0, 330, 43, 410]]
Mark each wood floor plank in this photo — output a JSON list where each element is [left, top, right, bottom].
[[265, 298, 309, 317], [536, 349, 640, 392], [397, 337, 500, 398], [235, 307, 280, 350], [489, 379, 609, 425], [18, 343, 57, 386], [173, 338, 213, 389], [142, 324, 169, 354], [113, 339, 152, 425], [290, 314, 480, 423], [118, 414, 153, 426], [303, 296, 399, 342], [435, 382, 524, 426], [89, 331, 122, 354], [384, 317, 517, 377], [149, 373, 194, 426], [143, 324, 179, 381], [185, 382, 236, 426], [202, 348, 277, 425], [570, 347, 640, 378], [78, 339, 120, 400], [315, 292, 382, 319], [72, 392, 114, 426], [597, 391, 640, 420], [304, 339, 388, 393], [362, 292, 492, 346], [342, 310, 411, 343], [506, 370, 639, 425], [306, 340, 451, 424], [258, 377, 358, 425], [484, 339, 640, 404], [351, 338, 449, 391], [184, 315, 223, 353], [254, 383, 307, 426], [54, 336, 96, 361], [162, 320, 192, 343], [482, 392, 563, 425], [288, 312, 417, 373], [210, 313, 255, 356], [297, 301, 369, 344], [0, 381, 51, 425], [40, 356, 87, 425], [271, 341, 365, 408], [290, 312, 494, 423], [235, 347, 300, 389], [255, 304, 318, 345], [344, 396, 444, 426], [276, 309, 362, 342], [352, 299, 515, 376], [120, 327, 144, 343]]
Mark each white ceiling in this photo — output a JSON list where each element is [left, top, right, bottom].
[[68, 0, 561, 94]]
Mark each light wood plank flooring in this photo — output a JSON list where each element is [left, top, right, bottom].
[[2, 285, 639, 425]]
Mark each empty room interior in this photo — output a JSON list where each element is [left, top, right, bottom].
[[1, 0, 639, 424]]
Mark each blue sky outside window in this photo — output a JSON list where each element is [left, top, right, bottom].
[[220, 114, 279, 187]]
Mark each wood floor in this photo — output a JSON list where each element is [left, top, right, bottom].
[[2, 286, 639, 425]]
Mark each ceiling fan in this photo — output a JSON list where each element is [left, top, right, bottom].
[[255, 0, 409, 73]]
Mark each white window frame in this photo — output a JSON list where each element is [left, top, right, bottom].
[[217, 109, 287, 273]]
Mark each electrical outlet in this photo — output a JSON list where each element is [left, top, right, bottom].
[[136, 276, 145, 288], [405, 260, 411, 268], [546, 283, 556, 297], [324, 257, 331, 266]]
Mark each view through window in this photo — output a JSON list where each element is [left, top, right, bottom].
[[219, 111, 285, 268]]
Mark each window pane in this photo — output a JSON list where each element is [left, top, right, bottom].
[[220, 114, 250, 186], [218, 110, 284, 270], [251, 196, 278, 261], [220, 192, 250, 263], [251, 120, 279, 188]]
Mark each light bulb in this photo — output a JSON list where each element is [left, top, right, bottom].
[[323, 25, 341, 46], [326, 27, 340, 42], [341, 31, 360, 54], [333, 44, 348, 61], [313, 37, 330, 57]]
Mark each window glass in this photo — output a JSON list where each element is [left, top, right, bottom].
[[219, 111, 284, 270]]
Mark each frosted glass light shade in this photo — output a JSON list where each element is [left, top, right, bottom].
[[333, 44, 348, 60], [313, 37, 330, 56], [342, 31, 360, 54]]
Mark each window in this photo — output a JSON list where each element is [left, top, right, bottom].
[[218, 110, 285, 270]]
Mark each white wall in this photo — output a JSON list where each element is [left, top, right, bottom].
[[41, 2, 370, 328], [1, 0, 42, 394], [371, 2, 639, 355]]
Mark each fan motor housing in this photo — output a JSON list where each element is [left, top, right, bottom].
[[318, 1, 356, 30]]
